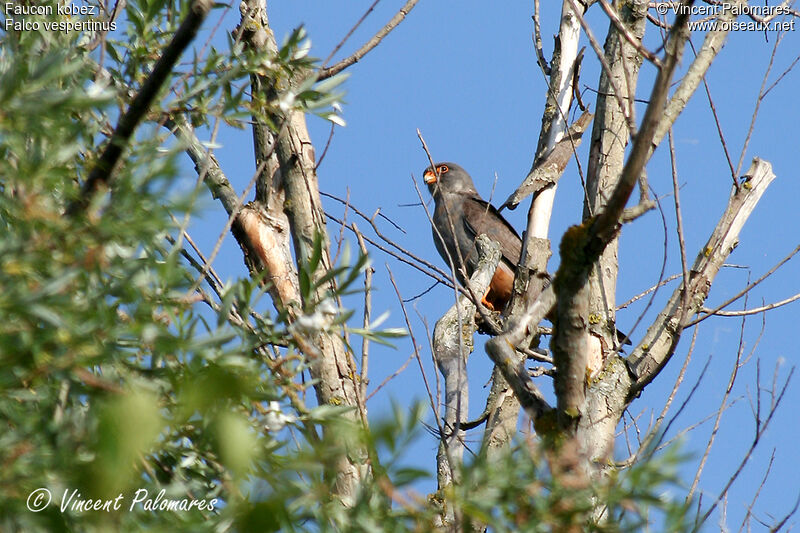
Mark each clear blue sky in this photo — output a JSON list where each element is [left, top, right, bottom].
[[190, 2, 800, 528]]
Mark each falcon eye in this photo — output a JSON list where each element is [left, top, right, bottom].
[[438, 164, 449, 174]]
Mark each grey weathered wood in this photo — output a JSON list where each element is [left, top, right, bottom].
[[434, 236, 500, 497], [627, 158, 777, 387]]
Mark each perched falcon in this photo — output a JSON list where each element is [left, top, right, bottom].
[[423, 162, 521, 311]]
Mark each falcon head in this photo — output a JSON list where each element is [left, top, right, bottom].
[[423, 162, 478, 195]]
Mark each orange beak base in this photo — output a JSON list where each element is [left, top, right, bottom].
[[423, 170, 437, 184]]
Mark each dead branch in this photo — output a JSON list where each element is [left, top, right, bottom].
[[700, 291, 800, 317], [318, 0, 421, 80], [433, 235, 500, 507], [532, 0, 550, 75], [487, 1, 691, 438], [653, 0, 748, 148], [526, 0, 583, 241], [693, 363, 795, 531], [628, 158, 777, 391], [617, 273, 682, 309], [500, 110, 594, 211], [687, 242, 800, 326]]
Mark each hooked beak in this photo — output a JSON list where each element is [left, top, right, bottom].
[[423, 169, 437, 184]]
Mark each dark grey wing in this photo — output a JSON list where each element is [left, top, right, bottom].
[[461, 195, 522, 267]]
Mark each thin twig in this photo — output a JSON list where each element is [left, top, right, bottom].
[[669, 130, 690, 312], [315, 122, 336, 170], [701, 291, 800, 317], [687, 40, 738, 189], [686, 242, 800, 327], [693, 365, 795, 531], [403, 281, 440, 303], [735, 26, 784, 176], [386, 265, 445, 437], [324, 212, 460, 295], [612, 182, 671, 357], [331, 188, 351, 265], [648, 355, 713, 458], [414, 130, 501, 333], [762, 50, 800, 98], [532, 0, 551, 75], [353, 223, 372, 399], [617, 325, 700, 468], [568, 0, 638, 137], [321, 0, 383, 68], [318, 0, 421, 80], [736, 449, 775, 533], [323, 208, 451, 283], [616, 273, 682, 309], [190, 159, 266, 292], [598, 0, 661, 66], [764, 490, 800, 532], [687, 286, 752, 499]]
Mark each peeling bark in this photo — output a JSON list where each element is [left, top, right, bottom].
[[240, 0, 368, 502], [238, 205, 300, 308], [528, 0, 584, 240], [501, 110, 593, 212]]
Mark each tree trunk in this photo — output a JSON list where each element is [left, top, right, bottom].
[[240, 0, 368, 503], [579, 0, 649, 471]]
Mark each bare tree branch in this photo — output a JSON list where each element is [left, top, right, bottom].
[[318, 0, 420, 80], [701, 291, 800, 317], [500, 110, 594, 211], [68, 0, 213, 215], [581, 0, 648, 393], [532, 0, 551, 75], [569, 0, 638, 137], [653, 0, 748, 148], [526, 0, 583, 241], [433, 235, 500, 525], [693, 363, 795, 531], [688, 294, 756, 499], [628, 158, 777, 391], [353, 223, 373, 399], [617, 273, 682, 309], [321, 0, 382, 68], [735, 26, 784, 176], [686, 241, 800, 327], [598, 0, 661, 65]]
